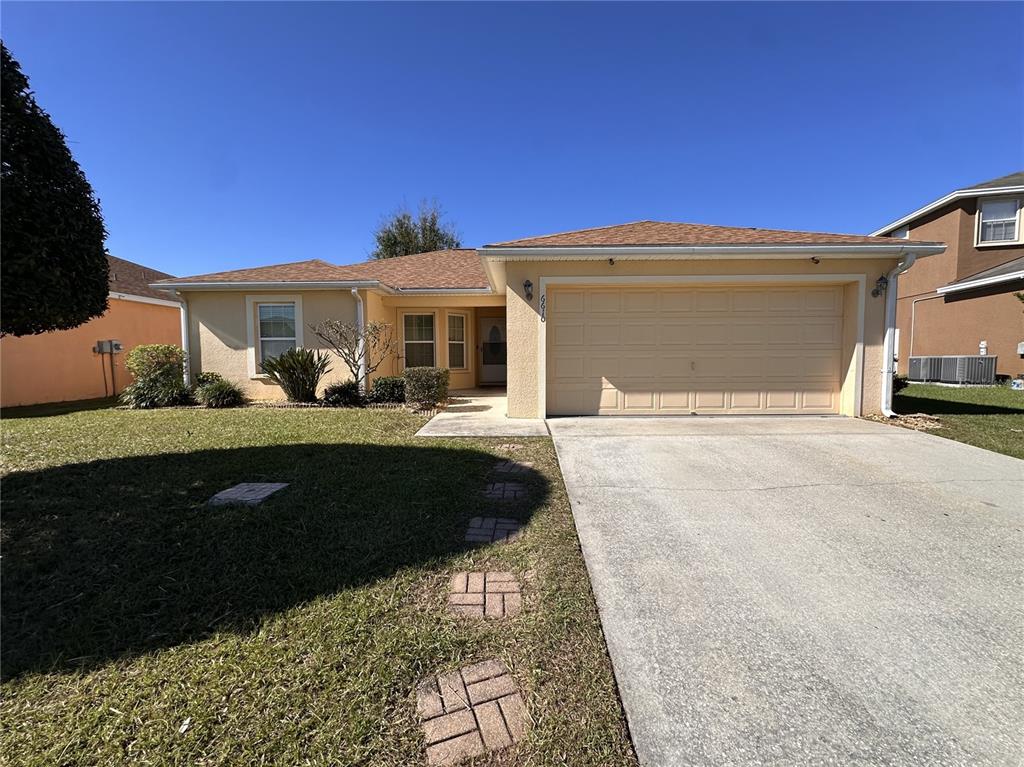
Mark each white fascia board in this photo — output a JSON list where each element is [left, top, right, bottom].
[[149, 280, 391, 292], [936, 270, 1024, 294], [871, 185, 1024, 236], [392, 287, 493, 295], [109, 291, 183, 308], [479, 243, 946, 259]]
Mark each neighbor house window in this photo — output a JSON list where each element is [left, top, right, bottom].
[[404, 314, 435, 367], [257, 303, 297, 366], [448, 314, 467, 370], [978, 198, 1020, 244]]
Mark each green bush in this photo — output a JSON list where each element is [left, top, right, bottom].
[[260, 347, 332, 403], [368, 375, 405, 403], [120, 344, 191, 409], [193, 371, 224, 387], [322, 380, 364, 408], [403, 366, 449, 408], [893, 374, 910, 395], [195, 379, 246, 408]]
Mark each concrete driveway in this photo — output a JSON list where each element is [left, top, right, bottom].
[[548, 416, 1023, 766]]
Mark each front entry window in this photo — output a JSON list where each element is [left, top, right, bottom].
[[482, 324, 507, 365], [404, 314, 435, 367]]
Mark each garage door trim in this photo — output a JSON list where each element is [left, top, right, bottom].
[[537, 274, 866, 418]]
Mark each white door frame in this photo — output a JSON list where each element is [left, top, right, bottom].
[[536, 274, 866, 418]]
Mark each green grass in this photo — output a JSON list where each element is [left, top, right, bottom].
[[894, 383, 1024, 459], [1, 406, 636, 766]]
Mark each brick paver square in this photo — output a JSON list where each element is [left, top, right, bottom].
[[464, 517, 523, 544], [482, 482, 528, 502], [416, 660, 529, 765], [492, 460, 535, 476], [448, 572, 522, 619], [208, 482, 288, 506]]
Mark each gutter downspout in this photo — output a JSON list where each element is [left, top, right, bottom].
[[175, 291, 191, 387], [351, 288, 367, 390], [881, 251, 916, 417]]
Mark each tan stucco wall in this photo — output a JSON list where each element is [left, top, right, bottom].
[[367, 294, 505, 391], [183, 289, 358, 400], [503, 258, 897, 418], [1, 298, 181, 407]]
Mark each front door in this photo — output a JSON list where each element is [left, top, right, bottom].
[[479, 317, 507, 384]]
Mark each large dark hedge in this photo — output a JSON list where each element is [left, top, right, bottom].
[[1, 42, 109, 336]]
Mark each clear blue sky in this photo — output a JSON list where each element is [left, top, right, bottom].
[[3, 1, 1022, 277]]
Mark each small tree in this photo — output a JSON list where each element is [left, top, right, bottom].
[[311, 320, 395, 390], [1, 43, 109, 336], [371, 200, 460, 259]]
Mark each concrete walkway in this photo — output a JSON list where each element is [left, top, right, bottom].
[[549, 416, 1024, 766], [415, 390, 548, 437]]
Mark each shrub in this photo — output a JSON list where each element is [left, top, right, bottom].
[[322, 380, 364, 408], [195, 379, 246, 408], [120, 344, 191, 409], [259, 347, 332, 403], [193, 371, 224, 387], [403, 366, 449, 408], [368, 375, 405, 403], [893, 374, 910, 395]]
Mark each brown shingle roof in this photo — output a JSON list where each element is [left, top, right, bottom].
[[963, 171, 1024, 191], [341, 249, 487, 289], [107, 255, 175, 300], [155, 258, 357, 286], [154, 251, 488, 290], [487, 220, 939, 248]]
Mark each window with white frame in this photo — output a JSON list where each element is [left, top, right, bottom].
[[448, 314, 467, 369], [978, 198, 1020, 244], [403, 314, 435, 367], [257, 303, 297, 367], [890, 225, 910, 239]]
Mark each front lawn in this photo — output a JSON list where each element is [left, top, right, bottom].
[[1, 406, 636, 766], [894, 383, 1024, 459]]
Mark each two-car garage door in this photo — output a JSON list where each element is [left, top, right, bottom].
[[546, 285, 845, 415]]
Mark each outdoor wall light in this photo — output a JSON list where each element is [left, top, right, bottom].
[[523, 280, 533, 301], [810, 256, 820, 264], [871, 275, 889, 298]]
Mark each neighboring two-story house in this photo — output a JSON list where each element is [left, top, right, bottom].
[[873, 171, 1024, 380]]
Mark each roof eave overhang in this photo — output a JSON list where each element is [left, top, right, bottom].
[[477, 243, 945, 293], [936, 270, 1024, 295], [871, 185, 1024, 236], [150, 280, 395, 293]]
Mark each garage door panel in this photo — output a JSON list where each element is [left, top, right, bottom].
[[546, 285, 843, 415]]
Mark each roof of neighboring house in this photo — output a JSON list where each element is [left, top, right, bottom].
[[872, 171, 1024, 236], [937, 255, 1024, 295], [485, 220, 940, 248], [340, 249, 487, 289], [107, 255, 175, 300], [153, 250, 489, 291]]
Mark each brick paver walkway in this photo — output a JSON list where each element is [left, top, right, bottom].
[[448, 572, 522, 619], [492, 460, 534, 476], [464, 517, 523, 544], [208, 482, 288, 506], [416, 660, 529, 765], [482, 482, 528, 501]]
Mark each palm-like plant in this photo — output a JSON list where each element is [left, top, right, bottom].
[[260, 348, 332, 402]]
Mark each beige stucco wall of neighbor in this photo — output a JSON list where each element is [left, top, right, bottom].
[[183, 289, 358, 400], [503, 257, 900, 418], [366, 293, 505, 391]]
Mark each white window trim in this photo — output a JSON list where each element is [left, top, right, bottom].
[[400, 311, 437, 370], [890, 225, 910, 240], [447, 312, 469, 371], [976, 197, 1023, 247], [245, 294, 304, 379]]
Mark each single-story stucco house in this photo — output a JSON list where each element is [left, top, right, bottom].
[[152, 221, 945, 418]]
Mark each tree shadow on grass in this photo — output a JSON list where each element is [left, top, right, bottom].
[[1, 443, 548, 679], [895, 394, 1024, 416]]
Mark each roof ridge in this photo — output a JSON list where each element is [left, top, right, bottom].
[[494, 220, 657, 245]]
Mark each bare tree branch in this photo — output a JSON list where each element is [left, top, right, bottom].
[[310, 320, 395, 389]]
